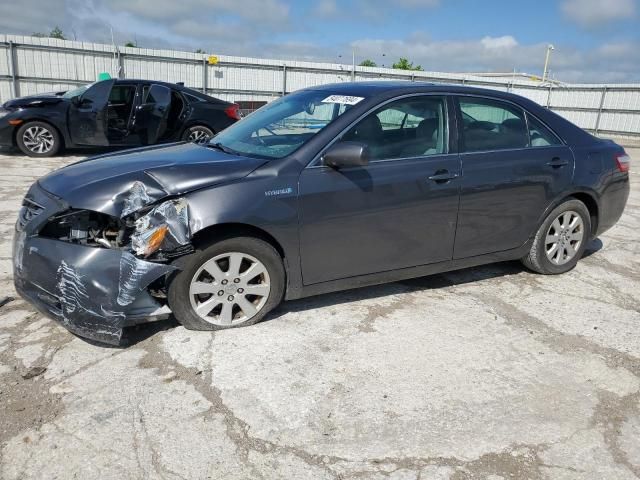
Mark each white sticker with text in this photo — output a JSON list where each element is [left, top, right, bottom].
[[321, 95, 364, 105]]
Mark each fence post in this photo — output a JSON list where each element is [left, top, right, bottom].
[[117, 50, 125, 78], [594, 87, 607, 135], [8, 41, 18, 99], [282, 64, 287, 96], [546, 85, 553, 108], [202, 58, 207, 94]]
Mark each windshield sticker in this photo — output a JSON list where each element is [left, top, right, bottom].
[[321, 95, 364, 105]]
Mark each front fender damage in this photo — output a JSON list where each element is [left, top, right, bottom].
[[15, 180, 196, 345]]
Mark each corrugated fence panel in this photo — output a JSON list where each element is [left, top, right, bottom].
[[604, 90, 640, 110], [1, 35, 639, 137]]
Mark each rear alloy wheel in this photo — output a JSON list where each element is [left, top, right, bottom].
[[521, 199, 591, 274], [183, 125, 214, 144], [168, 237, 285, 330], [16, 121, 61, 157]]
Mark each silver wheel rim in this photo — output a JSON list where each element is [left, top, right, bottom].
[[187, 128, 212, 144], [189, 252, 271, 326], [545, 210, 584, 265], [22, 126, 54, 154]]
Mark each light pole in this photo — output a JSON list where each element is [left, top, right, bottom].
[[542, 44, 554, 82]]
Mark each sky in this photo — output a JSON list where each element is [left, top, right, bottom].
[[0, 0, 638, 83]]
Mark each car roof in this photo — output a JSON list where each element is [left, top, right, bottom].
[[304, 80, 530, 103], [114, 79, 228, 103]]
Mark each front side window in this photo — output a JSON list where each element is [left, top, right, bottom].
[[342, 96, 448, 161], [209, 90, 359, 159], [459, 97, 528, 152]]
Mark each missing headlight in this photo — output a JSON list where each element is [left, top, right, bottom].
[[39, 209, 129, 249]]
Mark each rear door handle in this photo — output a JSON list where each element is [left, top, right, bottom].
[[546, 157, 569, 168], [428, 170, 459, 183]]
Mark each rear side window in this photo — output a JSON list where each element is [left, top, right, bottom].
[[459, 97, 528, 152], [342, 96, 448, 161], [527, 114, 562, 147]]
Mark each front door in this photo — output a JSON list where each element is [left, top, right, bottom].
[[453, 95, 575, 259], [68, 79, 115, 146], [299, 95, 461, 285]]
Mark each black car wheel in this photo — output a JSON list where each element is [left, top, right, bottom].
[[167, 236, 285, 331], [522, 199, 591, 274], [183, 125, 214, 144], [16, 121, 61, 157]]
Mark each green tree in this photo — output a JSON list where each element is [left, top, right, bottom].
[[49, 26, 66, 40], [359, 59, 377, 67], [124, 41, 137, 48], [392, 57, 423, 71], [195, 48, 206, 54]]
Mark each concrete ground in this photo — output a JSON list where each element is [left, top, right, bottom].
[[0, 146, 638, 480]]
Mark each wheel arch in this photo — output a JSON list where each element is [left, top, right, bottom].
[[191, 222, 286, 260], [529, 189, 600, 243], [567, 191, 599, 237]]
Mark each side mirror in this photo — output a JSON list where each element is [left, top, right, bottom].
[[323, 141, 370, 169]]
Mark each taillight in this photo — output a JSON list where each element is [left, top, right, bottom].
[[615, 152, 631, 173], [224, 104, 241, 120]]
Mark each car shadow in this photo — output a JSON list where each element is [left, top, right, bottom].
[[118, 240, 605, 347]]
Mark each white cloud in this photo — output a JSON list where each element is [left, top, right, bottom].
[[561, 0, 636, 27], [314, 0, 338, 17], [481, 36, 519, 49], [350, 34, 640, 82]]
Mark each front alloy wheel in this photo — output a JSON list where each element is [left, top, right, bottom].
[[16, 121, 61, 157], [189, 252, 271, 326], [168, 236, 285, 331]]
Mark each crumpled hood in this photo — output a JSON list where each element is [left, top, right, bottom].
[[4, 92, 66, 109], [38, 142, 268, 217]]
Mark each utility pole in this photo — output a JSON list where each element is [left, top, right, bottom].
[[352, 49, 355, 82], [542, 44, 554, 82]]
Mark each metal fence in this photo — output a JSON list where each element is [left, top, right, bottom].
[[2, 34, 640, 139]]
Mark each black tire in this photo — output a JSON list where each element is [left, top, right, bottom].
[[182, 125, 214, 144], [521, 199, 591, 274], [16, 121, 62, 157], [167, 236, 285, 331]]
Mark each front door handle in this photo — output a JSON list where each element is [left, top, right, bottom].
[[428, 170, 459, 183], [546, 157, 569, 168]]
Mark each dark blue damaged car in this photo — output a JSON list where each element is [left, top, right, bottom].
[[13, 82, 630, 345]]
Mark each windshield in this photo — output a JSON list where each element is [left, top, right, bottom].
[[62, 82, 95, 99], [209, 90, 363, 159]]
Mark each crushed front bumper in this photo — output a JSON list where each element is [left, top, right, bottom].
[[13, 182, 176, 346]]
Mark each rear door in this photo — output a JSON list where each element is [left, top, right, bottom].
[[134, 84, 172, 144], [68, 79, 115, 146], [453, 95, 574, 259], [298, 95, 461, 285]]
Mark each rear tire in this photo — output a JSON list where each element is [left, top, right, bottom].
[[521, 199, 591, 274], [167, 236, 285, 331], [182, 125, 214, 144], [16, 121, 61, 157]]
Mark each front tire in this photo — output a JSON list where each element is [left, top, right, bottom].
[[521, 199, 591, 274], [167, 237, 285, 331], [182, 125, 214, 144], [16, 121, 61, 157]]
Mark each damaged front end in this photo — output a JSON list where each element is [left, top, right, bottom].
[[13, 180, 194, 345]]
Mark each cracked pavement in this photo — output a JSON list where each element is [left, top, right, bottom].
[[0, 147, 638, 480]]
